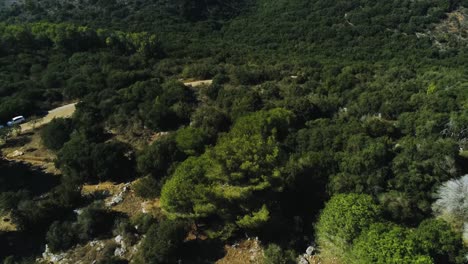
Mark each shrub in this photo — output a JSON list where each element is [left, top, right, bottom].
[[135, 220, 188, 264], [263, 244, 296, 264], [40, 118, 74, 150], [315, 194, 381, 257]]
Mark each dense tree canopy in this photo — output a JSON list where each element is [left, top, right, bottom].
[[1, 0, 468, 262]]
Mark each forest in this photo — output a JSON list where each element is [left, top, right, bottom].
[[0, 0, 467, 263]]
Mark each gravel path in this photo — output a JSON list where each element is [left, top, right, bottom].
[[183, 80, 213, 87], [20, 103, 77, 132]]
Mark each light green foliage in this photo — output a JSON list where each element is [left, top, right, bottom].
[[161, 109, 293, 235], [427, 82, 437, 94], [315, 194, 381, 251], [352, 223, 433, 264], [351, 219, 466, 264], [0, 22, 162, 56], [236, 204, 270, 229], [160, 156, 214, 218]]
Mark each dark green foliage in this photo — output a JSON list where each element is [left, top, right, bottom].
[[135, 220, 188, 264], [136, 135, 185, 178], [263, 244, 296, 264], [133, 176, 161, 199], [143, 81, 196, 131], [91, 141, 135, 182], [1, 0, 468, 262], [40, 118, 74, 150], [56, 133, 135, 183], [390, 137, 460, 217], [45, 203, 125, 253], [131, 213, 157, 235], [46, 221, 77, 252], [190, 105, 231, 141], [410, 219, 466, 264], [97, 257, 128, 264]]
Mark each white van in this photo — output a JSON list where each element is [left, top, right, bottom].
[[7, 116, 26, 126]]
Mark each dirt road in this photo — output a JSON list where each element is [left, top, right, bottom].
[[183, 80, 213, 87], [20, 103, 77, 132], [18, 80, 210, 132]]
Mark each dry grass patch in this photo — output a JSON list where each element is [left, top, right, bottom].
[[0, 212, 17, 232]]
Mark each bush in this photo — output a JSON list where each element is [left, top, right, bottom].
[[133, 176, 161, 199], [351, 223, 432, 264], [135, 220, 188, 264], [315, 194, 381, 257], [175, 126, 208, 155], [40, 118, 74, 150], [57, 134, 136, 183], [91, 141, 136, 182], [136, 135, 185, 178], [46, 221, 78, 252], [182, 63, 216, 79], [263, 244, 296, 264], [131, 213, 157, 235]]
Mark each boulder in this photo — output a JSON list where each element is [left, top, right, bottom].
[[306, 246, 315, 256]]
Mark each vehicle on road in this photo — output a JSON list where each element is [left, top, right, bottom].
[[7, 116, 26, 126]]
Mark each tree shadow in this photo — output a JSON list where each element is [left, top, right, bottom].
[[0, 159, 60, 195], [179, 238, 226, 263], [3, 133, 32, 148]]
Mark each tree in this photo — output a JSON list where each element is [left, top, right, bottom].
[[40, 118, 74, 150], [160, 156, 213, 218], [351, 223, 433, 264], [161, 109, 294, 237], [190, 105, 231, 141], [351, 219, 466, 264], [143, 81, 195, 131], [315, 194, 381, 257], [91, 141, 135, 182], [56, 133, 95, 183], [175, 126, 208, 155], [137, 135, 185, 178], [329, 134, 393, 195], [135, 220, 188, 264], [411, 219, 466, 264], [46, 221, 77, 252], [391, 137, 460, 217], [56, 133, 135, 183]]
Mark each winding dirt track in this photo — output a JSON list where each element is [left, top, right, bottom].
[[183, 80, 213, 87], [20, 103, 77, 132], [18, 80, 211, 132]]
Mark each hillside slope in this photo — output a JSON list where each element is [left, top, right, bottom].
[[0, 1, 468, 264]]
